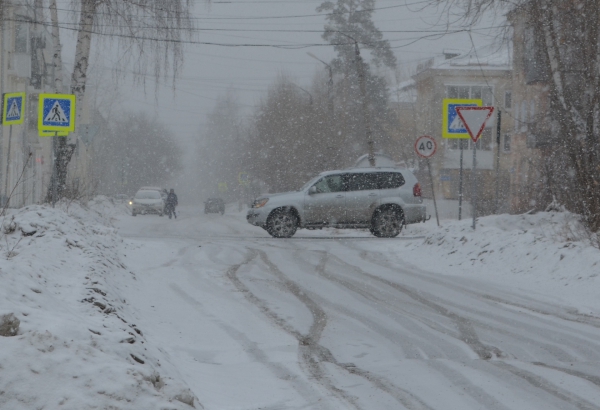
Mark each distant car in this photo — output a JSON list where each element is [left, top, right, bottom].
[[139, 186, 168, 201], [204, 198, 225, 215], [131, 189, 164, 216], [247, 167, 427, 238]]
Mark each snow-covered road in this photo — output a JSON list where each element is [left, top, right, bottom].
[[116, 205, 600, 410]]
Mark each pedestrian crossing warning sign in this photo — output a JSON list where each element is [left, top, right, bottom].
[[3, 92, 25, 125], [38, 93, 76, 133], [442, 98, 482, 139]]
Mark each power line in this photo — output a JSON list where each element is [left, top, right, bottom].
[[8, 16, 507, 50], [50, 0, 434, 22]]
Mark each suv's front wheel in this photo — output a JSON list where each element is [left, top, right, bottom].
[[266, 209, 298, 238], [371, 208, 403, 238]]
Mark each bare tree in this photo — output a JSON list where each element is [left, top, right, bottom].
[[94, 111, 182, 195], [47, 0, 198, 201]]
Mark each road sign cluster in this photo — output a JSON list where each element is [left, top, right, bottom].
[[2, 92, 75, 137], [442, 98, 494, 142]]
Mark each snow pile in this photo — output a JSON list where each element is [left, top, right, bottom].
[[392, 211, 600, 313], [87, 195, 132, 218], [0, 203, 199, 409]]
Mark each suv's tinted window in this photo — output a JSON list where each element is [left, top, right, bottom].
[[347, 173, 379, 191], [378, 172, 405, 189], [313, 174, 344, 193]]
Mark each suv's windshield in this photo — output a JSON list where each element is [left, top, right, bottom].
[[135, 190, 161, 199]]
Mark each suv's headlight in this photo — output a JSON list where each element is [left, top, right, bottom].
[[253, 198, 269, 208]]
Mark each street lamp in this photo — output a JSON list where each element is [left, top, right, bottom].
[[292, 83, 313, 105], [306, 52, 334, 117]]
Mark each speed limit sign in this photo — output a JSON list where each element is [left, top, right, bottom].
[[414, 135, 437, 159]]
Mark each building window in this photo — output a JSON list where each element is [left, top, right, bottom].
[[514, 102, 519, 132], [504, 133, 511, 152], [15, 21, 28, 53], [521, 101, 528, 132], [447, 139, 460, 150], [504, 91, 512, 110], [446, 85, 493, 105]]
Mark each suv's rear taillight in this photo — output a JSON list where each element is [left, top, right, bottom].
[[413, 183, 422, 197]]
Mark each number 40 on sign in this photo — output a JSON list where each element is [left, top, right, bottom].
[[414, 135, 437, 159]]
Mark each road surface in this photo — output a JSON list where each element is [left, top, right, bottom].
[[116, 205, 600, 410]]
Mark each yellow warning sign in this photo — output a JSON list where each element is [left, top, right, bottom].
[[442, 98, 482, 139]]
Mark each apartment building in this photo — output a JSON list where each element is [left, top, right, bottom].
[[411, 44, 514, 214]]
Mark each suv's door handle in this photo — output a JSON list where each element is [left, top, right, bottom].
[[336, 194, 344, 198], [368, 193, 378, 197]]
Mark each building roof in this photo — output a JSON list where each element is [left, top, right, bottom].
[[416, 42, 513, 75]]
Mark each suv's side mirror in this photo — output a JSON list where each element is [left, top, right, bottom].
[[308, 186, 317, 195]]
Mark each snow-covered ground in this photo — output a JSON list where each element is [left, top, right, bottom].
[[0, 197, 199, 409], [2, 198, 600, 409]]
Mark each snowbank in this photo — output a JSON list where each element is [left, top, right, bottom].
[[0, 201, 199, 409], [386, 211, 600, 315]]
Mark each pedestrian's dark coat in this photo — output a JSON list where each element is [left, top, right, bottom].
[[166, 193, 178, 207]]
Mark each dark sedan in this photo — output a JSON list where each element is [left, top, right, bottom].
[[204, 198, 225, 215]]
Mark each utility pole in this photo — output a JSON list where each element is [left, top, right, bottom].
[[307, 52, 334, 117], [307, 52, 335, 169], [0, 1, 6, 206], [337, 32, 375, 167]]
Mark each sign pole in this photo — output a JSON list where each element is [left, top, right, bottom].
[[4, 124, 11, 205], [494, 110, 502, 214], [458, 139, 464, 221], [472, 142, 478, 230], [427, 158, 440, 227], [52, 132, 58, 207], [455, 105, 495, 231], [414, 135, 439, 226]]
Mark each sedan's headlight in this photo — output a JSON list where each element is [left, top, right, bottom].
[[252, 198, 269, 208]]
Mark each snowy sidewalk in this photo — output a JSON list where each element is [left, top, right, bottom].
[[0, 198, 199, 409]]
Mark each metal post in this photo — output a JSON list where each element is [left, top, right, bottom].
[[458, 139, 464, 220], [4, 124, 11, 206], [427, 158, 440, 227], [52, 132, 58, 207], [494, 110, 502, 213], [472, 142, 478, 230], [0, 9, 5, 205]]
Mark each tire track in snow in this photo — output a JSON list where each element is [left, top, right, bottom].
[[322, 252, 501, 361], [492, 362, 600, 410], [347, 242, 600, 330], [246, 249, 435, 410], [227, 249, 362, 410], [169, 276, 327, 410]]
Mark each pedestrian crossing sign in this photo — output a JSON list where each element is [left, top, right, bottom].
[[3, 92, 25, 125], [442, 98, 482, 139], [38, 93, 76, 132]]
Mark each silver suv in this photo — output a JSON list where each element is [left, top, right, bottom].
[[247, 168, 426, 238]]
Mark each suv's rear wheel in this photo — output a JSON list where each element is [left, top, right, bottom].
[[266, 209, 298, 238], [371, 208, 403, 238]]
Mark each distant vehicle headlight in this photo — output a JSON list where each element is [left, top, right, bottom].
[[253, 198, 269, 208], [129, 201, 133, 205]]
